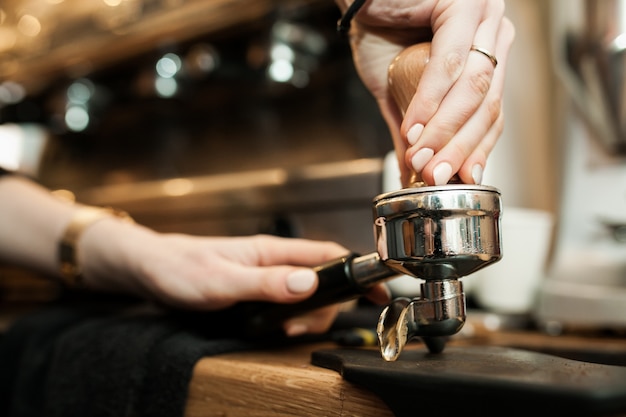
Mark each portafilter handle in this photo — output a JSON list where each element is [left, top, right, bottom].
[[235, 252, 396, 338]]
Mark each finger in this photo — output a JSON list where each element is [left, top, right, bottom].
[[197, 236, 349, 306], [457, 110, 504, 184], [419, 72, 503, 185], [244, 235, 348, 268], [456, 18, 515, 184], [400, 5, 505, 181], [407, 16, 514, 185], [401, 2, 496, 130], [404, 52, 497, 183], [403, 28, 500, 157], [214, 261, 321, 305]]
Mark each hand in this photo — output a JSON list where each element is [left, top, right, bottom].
[[80, 223, 389, 336], [336, 0, 515, 186]]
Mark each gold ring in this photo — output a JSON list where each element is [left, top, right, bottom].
[[470, 45, 498, 68]]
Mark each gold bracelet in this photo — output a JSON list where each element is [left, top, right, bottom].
[[58, 206, 134, 288]]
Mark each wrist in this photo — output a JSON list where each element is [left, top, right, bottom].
[[58, 206, 134, 288]]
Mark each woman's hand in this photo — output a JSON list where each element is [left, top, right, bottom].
[[81, 223, 389, 336], [336, 0, 515, 186]]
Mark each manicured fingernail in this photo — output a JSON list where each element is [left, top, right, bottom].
[[433, 162, 453, 185], [285, 323, 308, 337], [411, 148, 434, 173], [286, 269, 316, 294], [472, 164, 484, 185], [407, 123, 424, 145]]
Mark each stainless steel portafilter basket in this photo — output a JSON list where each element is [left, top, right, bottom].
[[373, 184, 502, 279]]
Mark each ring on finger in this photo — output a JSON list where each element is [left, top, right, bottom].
[[470, 45, 498, 68]]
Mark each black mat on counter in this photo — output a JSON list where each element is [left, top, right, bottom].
[[0, 296, 274, 417], [312, 346, 626, 417]]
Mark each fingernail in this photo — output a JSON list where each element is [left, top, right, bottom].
[[433, 162, 453, 185], [406, 123, 424, 145], [472, 164, 484, 185], [411, 148, 434, 173], [285, 322, 308, 337], [286, 269, 316, 294]]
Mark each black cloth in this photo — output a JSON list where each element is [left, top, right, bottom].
[[0, 296, 273, 417], [0, 294, 376, 417]]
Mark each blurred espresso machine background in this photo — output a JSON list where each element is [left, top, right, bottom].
[[536, 0, 626, 333]]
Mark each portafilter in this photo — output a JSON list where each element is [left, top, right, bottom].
[[237, 44, 502, 361]]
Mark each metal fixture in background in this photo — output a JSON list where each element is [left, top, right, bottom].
[[556, 0, 626, 153]]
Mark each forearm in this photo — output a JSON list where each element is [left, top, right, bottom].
[[0, 175, 78, 277], [0, 175, 151, 296]]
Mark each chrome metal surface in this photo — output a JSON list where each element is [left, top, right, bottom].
[[373, 184, 502, 279], [377, 280, 465, 362], [403, 280, 466, 338], [377, 297, 411, 362], [350, 253, 397, 288]]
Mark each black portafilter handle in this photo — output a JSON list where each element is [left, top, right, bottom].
[[234, 252, 397, 338]]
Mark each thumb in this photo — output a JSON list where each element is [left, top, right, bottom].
[[238, 266, 319, 304]]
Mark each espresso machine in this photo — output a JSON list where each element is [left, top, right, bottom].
[[536, 0, 626, 331]]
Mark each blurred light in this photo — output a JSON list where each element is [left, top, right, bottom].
[[291, 69, 309, 88], [67, 79, 94, 104], [186, 44, 220, 77], [0, 123, 48, 176], [0, 81, 26, 105], [17, 15, 42, 37], [193, 49, 217, 72], [0, 28, 17, 52], [155, 76, 178, 97], [46, 0, 66, 4], [163, 178, 194, 196], [272, 21, 327, 55], [103, 0, 123, 6], [156, 53, 182, 78], [0, 126, 22, 171], [268, 59, 294, 83], [65, 105, 90, 132], [613, 33, 626, 51], [270, 43, 295, 62], [482, 314, 503, 332], [64, 80, 94, 131]]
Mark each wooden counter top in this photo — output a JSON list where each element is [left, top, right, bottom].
[[185, 342, 394, 417], [185, 323, 626, 417]]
